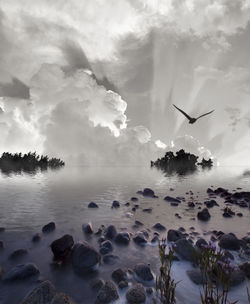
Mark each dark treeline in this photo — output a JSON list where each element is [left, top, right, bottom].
[[151, 149, 213, 175], [0, 152, 65, 175]]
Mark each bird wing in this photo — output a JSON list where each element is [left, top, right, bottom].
[[196, 110, 214, 120], [173, 104, 192, 120]]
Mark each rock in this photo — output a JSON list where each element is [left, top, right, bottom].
[[174, 239, 196, 261], [0, 266, 4, 279], [164, 196, 181, 204], [151, 236, 159, 243], [112, 267, 127, 283], [204, 200, 218, 208], [21, 280, 56, 304], [3, 263, 39, 282], [131, 197, 138, 202], [9, 248, 28, 260], [118, 280, 128, 289], [197, 208, 211, 221], [231, 270, 245, 286], [133, 232, 148, 245], [82, 222, 94, 234], [142, 208, 152, 213], [50, 234, 74, 259], [88, 202, 99, 208], [134, 263, 153, 281], [126, 284, 146, 304], [218, 234, 241, 250], [100, 240, 113, 255], [239, 262, 250, 279], [152, 223, 166, 231], [102, 254, 119, 265], [0, 240, 4, 249], [195, 238, 208, 249], [32, 233, 41, 243], [104, 225, 117, 239], [186, 269, 205, 285], [95, 280, 119, 304], [237, 212, 243, 217], [112, 200, 120, 208], [135, 220, 143, 226], [188, 202, 195, 207], [146, 287, 153, 295], [51, 293, 75, 304], [42, 222, 56, 233], [114, 232, 130, 245], [142, 188, 156, 197], [72, 241, 101, 273], [167, 229, 184, 242], [92, 278, 105, 291]]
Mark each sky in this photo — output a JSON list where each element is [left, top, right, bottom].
[[0, 0, 250, 165]]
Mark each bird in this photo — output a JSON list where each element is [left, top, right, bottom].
[[173, 104, 214, 124]]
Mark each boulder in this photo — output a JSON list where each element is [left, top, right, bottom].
[[51, 293, 75, 304], [126, 284, 146, 304], [95, 280, 119, 304], [112, 267, 128, 283], [134, 263, 153, 281], [195, 238, 208, 249], [72, 241, 101, 273], [104, 225, 117, 239], [100, 240, 113, 255], [141, 188, 157, 198], [239, 262, 250, 279], [21, 280, 56, 304], [218, 234, 241, 251], [88, 202, 99, 208], [174, 239, 196, 261], [8, 249, 28, 260], [186, 269, 204, 285], [3, 263, 39, 282], [167, 229, 184, 242], [50, 234, 74, 259], [91, 278, 105, 291], [133, 232, 148, 246], [197, 208, 211, 221], [82, 222, 94, 234], [42, 222, 56, 233], [114, 232, 130, 245]]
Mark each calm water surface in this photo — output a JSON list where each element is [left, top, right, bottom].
[[0, 165, 249, 303]]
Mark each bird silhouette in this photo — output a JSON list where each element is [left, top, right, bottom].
[[173, 104, 214, 124]]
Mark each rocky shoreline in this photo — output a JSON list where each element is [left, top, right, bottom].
[[0, 187, 249, 304]]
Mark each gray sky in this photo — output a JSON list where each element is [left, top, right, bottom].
[[0, 0, 250, 165]]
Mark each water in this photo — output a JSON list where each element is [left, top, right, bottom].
[[0, 165, 249, 303]]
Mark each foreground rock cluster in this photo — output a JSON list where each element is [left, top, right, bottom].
[[0, 186, 249, 303]]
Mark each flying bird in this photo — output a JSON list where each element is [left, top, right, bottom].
[[173, 104, 214, 124]]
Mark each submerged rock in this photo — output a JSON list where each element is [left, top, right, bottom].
[[218, 234, 241, 251], [102, 254, 119, 265], [164, 196, 181, 204], [134, 263, 153, 281], [42, 222, 56, 234], [82, 222, 94, 234], [21, 280, 56, 304], [112, 200, 120, 208], [133, 232, 148, 245], [3, 263, 39, 282], [95, 280, 119, 304], [50, 234, 74, 259], [9, 248, 28, 260], [186, 269, 204, 285], [99, 240, 113, 255], [32, 233, 41, 243], [91, 278, 105, 292], [204, 200, 218, 208], [195, 238, 208, 249], [239, 262, 250, 279], [72, 241, 101, 273], [126, 284, 146, 304]]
